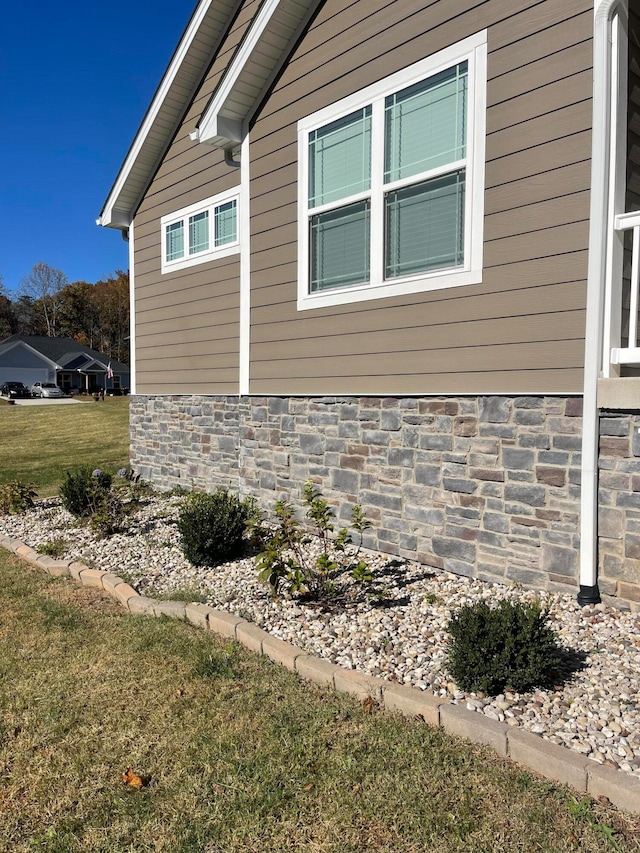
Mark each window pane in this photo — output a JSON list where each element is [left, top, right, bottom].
[[189, 211, 209, 254], [385, 170, 465, 279], [310, 200, 370, 292], [215, 200, 237, 246], [385, 62, 467, 183], [166, 221, 184, 261], [309, 107, 371, 207]]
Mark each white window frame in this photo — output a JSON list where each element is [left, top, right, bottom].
[[296, 31, 487, 310], [160, 186, 240, 274]]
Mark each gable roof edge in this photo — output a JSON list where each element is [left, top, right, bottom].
[[0, 339, 62, 371], [97, 0, 243, 230], [193, 0, 323, 150]]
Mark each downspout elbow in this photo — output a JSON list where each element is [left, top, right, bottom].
[[224, 148, 241, 168]]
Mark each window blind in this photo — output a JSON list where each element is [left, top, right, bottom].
[[309, 107, 372, 208]]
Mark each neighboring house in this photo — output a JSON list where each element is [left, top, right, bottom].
[[0, 335, 129, 394], [99, 0, 640, 609]]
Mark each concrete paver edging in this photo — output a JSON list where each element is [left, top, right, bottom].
[[3, 536, 640, 816]]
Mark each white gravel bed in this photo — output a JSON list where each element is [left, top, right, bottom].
[[2, 494, 640, 779]]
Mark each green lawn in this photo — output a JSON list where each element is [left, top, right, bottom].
[[1, 553, 638, 853], [0, 398, 129, 495]]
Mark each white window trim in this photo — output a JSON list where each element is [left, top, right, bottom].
[[160, 186, 240, 274], [296, 31, 487, 310]]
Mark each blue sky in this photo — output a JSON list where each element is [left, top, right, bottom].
[[0, 2, 195, 296]]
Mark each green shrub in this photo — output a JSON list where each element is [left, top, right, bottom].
[[177, 488, 249, 567], [0, 480, 37, 515], [59, 466, 112, 518], [445, 598, 564, 695], [256, 480, 372, 602]]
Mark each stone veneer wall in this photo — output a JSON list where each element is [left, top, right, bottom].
[[597, 411, 640, 606], [130, 394, 599, 596]]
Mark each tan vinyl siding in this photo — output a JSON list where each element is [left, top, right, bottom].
[[132, 0, 258, 394], [249, 0, 592, 395]]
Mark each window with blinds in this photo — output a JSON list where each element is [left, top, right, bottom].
[[161, 188, 240, 274], [297, 33, 486, 309]]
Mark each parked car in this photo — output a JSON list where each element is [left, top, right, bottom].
[[0, 381, 32, 399], [30, 382, 66, 398]]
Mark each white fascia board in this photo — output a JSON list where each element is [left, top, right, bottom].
[[99, 0, 239, 230]]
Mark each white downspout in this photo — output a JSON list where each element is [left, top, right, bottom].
[[239, 132, 251, 397], [579, 0, 625, 604]]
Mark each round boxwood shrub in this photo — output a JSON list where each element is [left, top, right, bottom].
[[177, 488, 249, 567], [445, 598, 564, 695]]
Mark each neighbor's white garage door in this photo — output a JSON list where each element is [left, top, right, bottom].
[[0, 368, 49, 388]]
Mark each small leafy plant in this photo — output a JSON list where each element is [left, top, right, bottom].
[[445, 598, 564, 695], [89, 491, 128, 537], [36, 537, 68, 558], [256, 480, 372, 602], [59, 466, 113, 518], [177, 488, 250, 567], [0, 480, 37, 515], [115, 466, 150, 502]]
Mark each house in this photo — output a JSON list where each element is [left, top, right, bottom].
[[0, 335, 130, 394], [98, 0, 640, 609]]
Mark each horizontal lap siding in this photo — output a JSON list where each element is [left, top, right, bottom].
[[132, 0, 260, 394], [249, 0, 592, 395]]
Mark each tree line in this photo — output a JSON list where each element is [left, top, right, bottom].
[[0, 262, 130, 365]]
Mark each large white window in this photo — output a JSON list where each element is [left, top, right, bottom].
[[297, 32, 487, 309], [161, 186, 240, 273]]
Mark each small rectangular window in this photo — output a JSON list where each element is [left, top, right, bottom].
[[161, 187, 240, 273], [166, 221, 184, 261], [189, 211, 209, 254], [215, 199, 237, 246]]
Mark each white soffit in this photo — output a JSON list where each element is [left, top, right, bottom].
[[98, 0, 242, 230], [193, 0, 321, 149]]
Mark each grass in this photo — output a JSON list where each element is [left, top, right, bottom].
[[1, 552, 639, 853], [0, 398, 129, 496]]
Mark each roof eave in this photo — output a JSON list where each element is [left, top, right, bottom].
[[98, 0, 243, 229], [196, 0, 323, 149]]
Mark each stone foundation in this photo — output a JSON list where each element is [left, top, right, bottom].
[[597, 411, 640, 605], [129, 394, 640, 608]]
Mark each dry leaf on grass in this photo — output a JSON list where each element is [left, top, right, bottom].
[[121, 767, 150, 789], [362, 696, 379, 714]]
